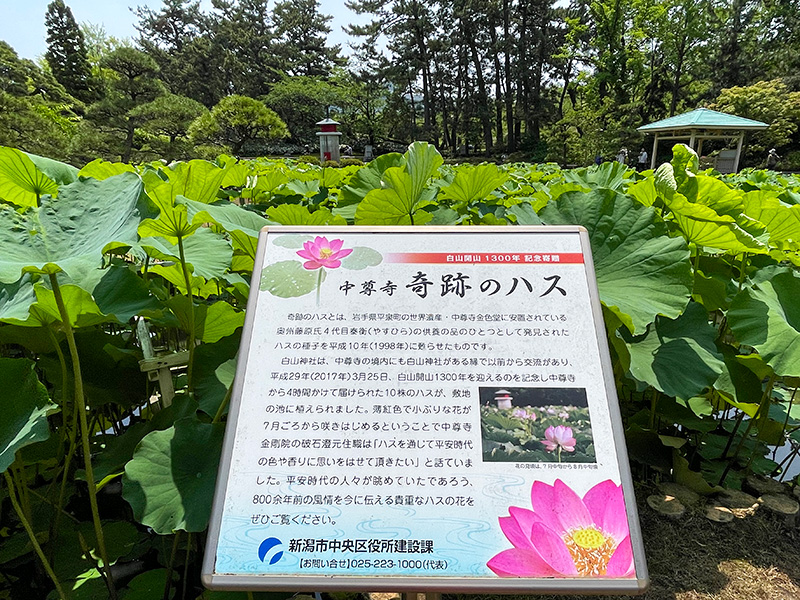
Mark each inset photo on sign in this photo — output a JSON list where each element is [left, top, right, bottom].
[[480, 387, 596, 463]]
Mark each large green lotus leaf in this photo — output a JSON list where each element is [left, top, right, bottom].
[[653, 162, 678, 199], [260, 260, 325, 297], [78, 159, 137, 180], [356, 176, 413, 225], [122, 416, 225, 533], [25, 152, 78, 185], [138, 191, 199, 240], [405, 141, 443, 204], [220, 162, 249, 188], [321, 167, 343, 189], [193, 333, 240, 416], [92, 265, 163, 323], [181, 197, 271, 241], [0, 275, 37, 324], [692, 271, 729, 312], [167, 296, 245, 343], [670, 143, 699, 191], [538, 189, 693, 333], [158, 160, 227, 204], [340, 152, 405, 206], [713, 345, 765, 413], [440, 163, 508, 203], [121, 569, 174, 600], [727, 272, 800, 377], [545, 182, 589, 201], [245, 169, 289, 201], [506, 203, 543, 225], [284, 179, 321, 198], [266, 204, 343, 225], [32, 283, 109, 328], [625, 302, 724, 399], [0, 146, 59, 208], [91, 393, 199, 483], [429, 206, 460, 225], [148, 264, 211, 297], [70, 329, 148, 409], [690, 175, 743, 212], [742, 190, 800, 247], [0, 172, 146, 285], [0, 325, 57, 353], [196, 302, 245, 343], [355, 168, 434, 225], [603, 304, 631, 373], [140, 227, 232, 280], [0, 358, 56, 473], [181, 195, 272, 269], [627, 178, 657, 207], [562, 161, 632, 191], [665, 193, 766, 254]]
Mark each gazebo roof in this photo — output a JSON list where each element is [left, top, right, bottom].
[[637, 108, 768, 132]]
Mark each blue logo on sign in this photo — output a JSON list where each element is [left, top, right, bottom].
[[258, 537, 284, 565]]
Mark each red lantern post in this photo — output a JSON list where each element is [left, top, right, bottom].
[[316, 118, 342, 163]]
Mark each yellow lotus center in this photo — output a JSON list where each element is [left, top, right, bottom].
[[565, 527, 616, 577], [572, 527, 605, 549], [319, 247, 334, 258]]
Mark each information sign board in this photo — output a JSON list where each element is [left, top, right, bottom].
[[203, 226, 649, 594]]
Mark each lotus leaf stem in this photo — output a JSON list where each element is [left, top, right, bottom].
[[176, 233, 196, 391], [4, 471, 66, 600], [48, 273, 117, 599], [163, 531, 181, 600]]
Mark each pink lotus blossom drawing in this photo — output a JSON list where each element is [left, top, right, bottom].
[[487, 479, 635, 579], [541, 425, 576, 453], [296, 236, 353, 270]]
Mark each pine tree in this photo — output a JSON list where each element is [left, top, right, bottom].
[[272, 0, 343, 77], [44, 0, 95, 102]]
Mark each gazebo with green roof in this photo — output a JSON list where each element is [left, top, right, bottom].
[[637, 108, 768, 173]]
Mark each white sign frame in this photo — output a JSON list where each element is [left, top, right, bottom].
[[203, 226, 649, 594]]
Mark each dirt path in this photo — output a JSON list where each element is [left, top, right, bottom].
[[370, 483, 800, 600]]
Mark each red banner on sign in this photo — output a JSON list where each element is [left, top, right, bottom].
[[385, 252, 585, 264]]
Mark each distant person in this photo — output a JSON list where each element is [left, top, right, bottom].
[[637, 148, 648, 171], [766, 148, 780, 170], [616, 147, 628, 165], [594, 154, 603, 166]]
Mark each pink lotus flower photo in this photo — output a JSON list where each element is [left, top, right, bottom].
[[541, 425, 577, 453], [487, 479, 635, 579], [296, 236, 353, 270]]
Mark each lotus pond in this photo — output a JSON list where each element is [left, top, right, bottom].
[[0, 141, 799, 598]]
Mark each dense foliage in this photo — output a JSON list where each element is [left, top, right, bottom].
[[0, 142, 799, 598], [3, 0, 800, 166]]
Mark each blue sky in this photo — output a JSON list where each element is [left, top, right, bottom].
[[0, 0, 364, 60]]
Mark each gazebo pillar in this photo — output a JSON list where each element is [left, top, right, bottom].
[[732, 132, 744, 173], [650, 133, 659, 169]]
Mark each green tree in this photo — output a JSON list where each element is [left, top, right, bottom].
[[44, 0, 96, 103], [710, 79, 800, 162], [84, 47, 164, 162], [265, 76, 340, 143], [208, 0, 281, 99], [0, 41, 78, 160], [189, 94, 289, 155], [272, 0, 342, 77], [133, 0, 220, 103], [130, 92, 207, 161]]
